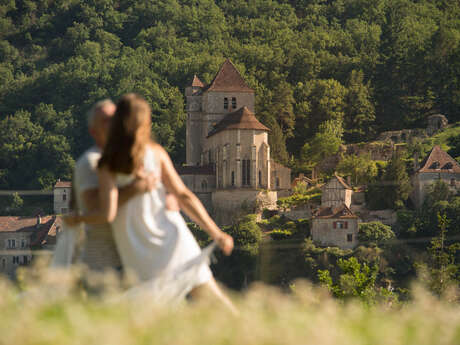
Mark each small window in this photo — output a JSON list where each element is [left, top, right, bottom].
[[429, 161, 440, 169], [23, 256, 28, 265], [1, 258, 6, 269], [443, 162, 453, 170], [13, 256, 19, 265], [224, 97, 228, 109], [347, 234, 353, 242], [8, 239, 15, 249], [231, 171, 235, 186], [232, 97, 237, 109], [62, 194, 67, 201], [258, 170, 262, 187], [276, 177, 280, 188], [21, 240, 25, 248]]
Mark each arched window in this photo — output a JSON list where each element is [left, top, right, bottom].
[[231, 171, 235, 186], [201, 180, 207, 191], [242, 159, 251, 186], [232, 97, 237, 109]]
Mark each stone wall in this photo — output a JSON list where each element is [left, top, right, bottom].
[[271, 161, 291, 190], [411, 172, 459, 208], [311, 218, 359, 249]]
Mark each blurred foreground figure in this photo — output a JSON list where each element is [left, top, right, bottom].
[[65, 94, 237, 313], [53, 100, 158, 270]]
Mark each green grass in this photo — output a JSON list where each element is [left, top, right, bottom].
[[424, 122, 460, 151], [1, 267, 459, 345]]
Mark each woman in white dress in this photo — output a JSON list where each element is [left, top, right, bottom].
[[65, 93, 235, 311]]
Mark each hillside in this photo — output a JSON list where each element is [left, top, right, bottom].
[[1, 0, 460, 189]]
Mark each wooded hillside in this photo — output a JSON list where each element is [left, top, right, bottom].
[[1, 0, 459, 189]]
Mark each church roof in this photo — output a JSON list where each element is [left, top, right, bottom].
[[418, 145, 460, 173], [191, 74, 204, 88], [204, 59, 254, 93], [313, 204, 358, 219], [207, 106, 270, 138]]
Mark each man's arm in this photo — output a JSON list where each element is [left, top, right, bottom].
[[82, 172, 159, 211]]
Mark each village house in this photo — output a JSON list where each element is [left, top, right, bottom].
[[179, 59, 291, 220], [0, 215, 59, 278], [321, 173, 353, 208], [311, 204, 359, 250], [53, 180, 71, 214], [411, 145, 460, 208]]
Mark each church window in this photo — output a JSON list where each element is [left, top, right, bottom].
[[232, 97, 237, 109], [258, 170, 262, 187], [224, 97, 228, 109], [242, 159, 251, 186], [231, 171, 235, 186], [347, 234, 353, 242]]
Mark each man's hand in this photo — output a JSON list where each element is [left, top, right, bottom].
[[132, 171, 159, 194]]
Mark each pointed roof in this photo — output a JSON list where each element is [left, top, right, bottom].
[[323, 173, 352, 190], [418, 145, 460, 173], [207, 106, 269, 138], [204, 59, 254, 93], [313, 204, 358, 219], [191, 74, 204, 88]]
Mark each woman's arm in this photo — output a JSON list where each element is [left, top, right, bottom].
[[64, 167, 119, 225], [155, 144, 233, 255]]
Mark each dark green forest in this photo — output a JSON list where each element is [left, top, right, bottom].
[[1, 0, 460, 189]]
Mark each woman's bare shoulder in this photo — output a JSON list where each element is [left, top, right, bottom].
[[147, 142, 167, 159]]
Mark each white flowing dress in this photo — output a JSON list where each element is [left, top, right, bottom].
[[111, 147, 213, 301]]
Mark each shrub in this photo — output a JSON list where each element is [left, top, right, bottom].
[[358, 222, 395, 246], [270, 229, 293, 240]]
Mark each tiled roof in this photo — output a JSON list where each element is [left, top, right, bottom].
[[313, 204, 358, 219], [204, 59, 254, 93], [0, 216, 59, 246], [55, 180, 72, 188], [191, 74, 205, 88], [177, 165, 215, 175], [207, 106, 269, 138], [418, 145, 460, 173]]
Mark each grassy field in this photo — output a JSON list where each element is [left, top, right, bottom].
[[1, 266, 459, 345]]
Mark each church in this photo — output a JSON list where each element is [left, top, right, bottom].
[[178, 59, 291, 220]]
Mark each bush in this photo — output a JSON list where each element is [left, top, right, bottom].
[[270, 229, 293, 240], [358, 222, 395, 246]]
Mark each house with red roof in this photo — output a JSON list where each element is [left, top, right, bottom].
[[411, 145, 460, 208], [311, 203, 359, 249], [181, 59, 291, 221], [53, 179, 71, 214], [0, 215, 60, 278]]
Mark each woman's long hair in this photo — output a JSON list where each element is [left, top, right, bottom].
[[98, 93, 152, 174]]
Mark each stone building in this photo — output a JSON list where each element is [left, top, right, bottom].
[[411, 145, 460, 208], [53, 180, 71, 214], [0, 215, 59, 278], [321, 173, 353, 208], [180, 59, 291, 220], [311, 204, 359, 249]]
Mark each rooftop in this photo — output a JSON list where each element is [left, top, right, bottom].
[[313, 204, 358, 219], [207, 106, 269, 138], [55, 180, 72, 188], [191, 74, 205, 88], [418, 145, 460, 173], [204, 59, 254, 93], [0, 215, 60, 246]]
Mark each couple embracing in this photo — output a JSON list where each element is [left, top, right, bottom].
[[64, 93, 236, 312]]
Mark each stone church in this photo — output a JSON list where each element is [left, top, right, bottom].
[[179, 59, 291, 220]]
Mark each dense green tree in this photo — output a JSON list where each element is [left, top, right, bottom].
[[336, 154, 378, 186], [358, 222, 396, 246]]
